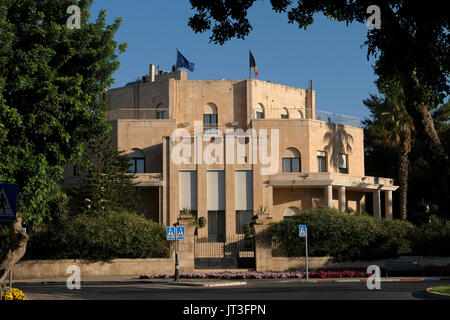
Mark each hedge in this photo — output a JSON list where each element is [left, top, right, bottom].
[[23, 210, 171, 261], [268, 208, 449, 262]]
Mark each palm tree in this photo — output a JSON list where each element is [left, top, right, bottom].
[[364, 79, 414, 220]]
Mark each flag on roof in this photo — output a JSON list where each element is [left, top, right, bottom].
[[176, 50, 195, 72], [249, 50, 258, 78]]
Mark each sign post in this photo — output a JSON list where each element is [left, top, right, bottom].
[[166, 226, 185, 282], [299, 225, 308, 280]]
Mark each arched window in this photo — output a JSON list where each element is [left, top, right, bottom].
[[128, 148, 145, 173], [280, 108, 289, 119], [156, 103, 167, 119], [204, 103, 218, 134], [282, 147, 301, 172], [295, 110, 303, 119], [254, 103, 265, 119], [283, 207, 300, 219]]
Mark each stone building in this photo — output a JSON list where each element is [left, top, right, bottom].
[[64, 65, 398, 241]]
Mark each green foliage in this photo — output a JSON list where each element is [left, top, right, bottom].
[[268, 208, 416, 262], [413, 216, 450, 257], [243, 223, 252, 239], [198, 217, 206, 228], [0, 0, 126, 227], [69, 133, 142, 215], [25, 210, 170, 261]]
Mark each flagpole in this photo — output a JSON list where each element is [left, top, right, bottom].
[[249, 49, 251, 79]]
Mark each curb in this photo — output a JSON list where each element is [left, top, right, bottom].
[[292, 277, 450, 283], [425, 288, 450, 300], [14, 279, 249, 287], [164, 281, 248, 287]]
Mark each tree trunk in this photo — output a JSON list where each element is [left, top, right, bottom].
[[404, 70, 445, 159], [398, 134, 411, 221], [0, 213, 29, 286]]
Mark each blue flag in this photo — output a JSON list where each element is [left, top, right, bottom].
[[176, 50, 195, 72]]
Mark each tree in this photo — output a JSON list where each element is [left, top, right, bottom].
[[0, 0, 126, 285], [188, 1, 449, 159], [363, 79, 413, 220], [70, 134, 142, 215]]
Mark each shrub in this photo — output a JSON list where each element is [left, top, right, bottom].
[[25, 210, 170, 261], [198, 217, 206, 228], [268, 208, 416, 261], [412, 216, 450, 256]]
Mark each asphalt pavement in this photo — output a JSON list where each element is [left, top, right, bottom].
[[14, 279, 450, 300]]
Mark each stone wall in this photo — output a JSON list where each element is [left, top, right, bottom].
[[13, 258, 174, 280]]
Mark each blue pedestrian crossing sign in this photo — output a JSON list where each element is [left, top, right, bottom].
[[0, 184, 18, 222], [298, 225, 307, 237], [176, 226, 185, 240], [166, 226, 176, 240]]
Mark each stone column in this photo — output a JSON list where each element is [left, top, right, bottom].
[[162, 136, 170, 226], [373, 189, 381, 219], [252, 214, 273, 272], [176, 214, 196, 273], [385, 190, 393, 219], [325, 185, 333, 208], [338, 186, 346, 212]]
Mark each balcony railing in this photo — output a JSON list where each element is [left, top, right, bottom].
[[250, 107, 360, 127], [106, 108, 170, 120]]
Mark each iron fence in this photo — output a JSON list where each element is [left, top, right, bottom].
[[194, 234, 254, 259]]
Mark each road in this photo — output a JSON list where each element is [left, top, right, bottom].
[[15, 279, 450, 300]]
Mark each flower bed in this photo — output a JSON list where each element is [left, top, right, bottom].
[[1, 287, 27, 300], [140, 268, 371, 280]]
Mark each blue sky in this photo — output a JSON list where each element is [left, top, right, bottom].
[[89, 0, 379, 121]]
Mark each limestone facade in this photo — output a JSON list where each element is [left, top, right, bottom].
[[63, 65, 398, 240]]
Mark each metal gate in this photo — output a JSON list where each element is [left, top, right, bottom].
[[194, 234, 255, 269]]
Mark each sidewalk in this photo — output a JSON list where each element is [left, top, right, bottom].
[[12, 276, 247, 287]]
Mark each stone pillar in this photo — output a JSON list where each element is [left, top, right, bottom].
[[252, 214, 273, 272], [176, 214, 196, 273], [385, 190, 393, 219], [373, 189, 381, 219], [162, 136, 170, 226], [325, 185, 333, 208], [338, 186, 346, 212]]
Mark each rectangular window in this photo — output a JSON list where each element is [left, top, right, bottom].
[[208, 210, 225, 242], [338, 154, 348, 174], [291, 158, 301, 172], [204, 114, 218, 134], [236, 210, 253, 234], [156, 110, 166, 119], [282, 158, 291, 172], [128, 159, 145, 173], [179, 170, 198, 210], [235, 170, 253, 211], [207, 170, 225, 211], [317, 151, 327, 172], [128, 160, 136, 173], [256, 111, 264, 119], [282, 158, 301, 172]]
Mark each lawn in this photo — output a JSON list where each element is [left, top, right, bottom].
[[429, 286, 450, 295]]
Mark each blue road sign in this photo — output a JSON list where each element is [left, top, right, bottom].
[[0, 184, 18, 222], [22, 228, 26, 233], [166, 226, 176, 240], [298, 225, 307, 237], [176, 226, 185, 240]]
